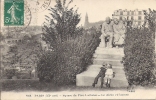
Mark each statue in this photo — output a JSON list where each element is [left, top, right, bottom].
[[113, 18, 126, 47], [100, 17, 114, 48]]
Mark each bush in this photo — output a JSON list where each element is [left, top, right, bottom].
[[37, 51, 57, 82], [37, 28, 101, 85], [53, 29, 101, 85], [3, 68, 33, 79], [17, 71, 32, 79], [39, 0, 101, 85], [3, 69, 18, 79], [124, 9, 156, 86]]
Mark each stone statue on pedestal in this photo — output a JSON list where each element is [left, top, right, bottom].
[[100, 17, 126, 48], [100, 17, 114, 48], [113, 18, 126, 47]]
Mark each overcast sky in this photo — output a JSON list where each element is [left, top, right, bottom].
[[36, 0, 156, 26], [1, 0, 156, 27]]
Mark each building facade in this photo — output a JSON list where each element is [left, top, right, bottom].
[[112, 9, 145, 26]]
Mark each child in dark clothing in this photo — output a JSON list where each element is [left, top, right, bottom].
[[92, 64, 107, 88]]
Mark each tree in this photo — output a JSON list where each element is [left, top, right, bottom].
[[3, 35, 44, 69], [37, 28, 101, 84], [38, 0, 84, 83], [38, 0, 102, 84], [123, 9, 156, 86], [42, 0, 83, 50]]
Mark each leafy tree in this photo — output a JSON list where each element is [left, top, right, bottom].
[[42, 0, 83, 50], [38, 28, 101, 84], [3, 35, 43, 69], [38, 0, 102, 84], [39, 0, 83, 83], [123, 9, 156, 86]]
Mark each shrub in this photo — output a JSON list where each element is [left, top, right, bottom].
[[123, 9, 156, 86], [37, 51, 57, 82], [52, 29, 101, 85], [38, 28, 101, 85], [39, 0, 101, 85], [3, 69, 18, 79], [17, 71, 32, 79]]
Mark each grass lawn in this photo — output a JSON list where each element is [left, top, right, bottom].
[[1, 79, 156, 92]]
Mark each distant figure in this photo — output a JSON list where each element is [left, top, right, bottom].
[[100, 17, 114, 48], [105, 64, 115, 88], [113, 18, 126, 47], [92, 63, 107, 88], [131, 20, 138, 28], [127, 20, 133, 28]]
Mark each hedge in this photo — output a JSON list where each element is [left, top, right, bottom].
[[37, 28, 101, 85], [123, 25, 156, 86]]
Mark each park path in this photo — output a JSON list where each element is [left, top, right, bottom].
[[76, 41, 128, 87]]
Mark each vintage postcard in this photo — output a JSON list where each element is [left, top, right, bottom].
[[0, 0, 156, 99]]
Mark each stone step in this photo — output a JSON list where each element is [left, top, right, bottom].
[[93, 59, 123, 66], [95, 50, 124, 57], [80, 71, 127, 80], [93, 54, 123, 60], [96, 47, 124, 54], [95, 50, 124, 55], [76, 72, 128, 87], [96, 47, 123, 50], [86, 65, 125, 74], [76, 44, 128, 88], [87, 65, 124, 69]]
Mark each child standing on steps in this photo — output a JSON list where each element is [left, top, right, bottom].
[[105, 64, 115, 88]]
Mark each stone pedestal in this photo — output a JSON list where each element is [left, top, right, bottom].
[[76, 42, 128, 87]]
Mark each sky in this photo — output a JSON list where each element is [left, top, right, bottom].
[[36, 0, 156, 26], [1, 0, 156, 27]]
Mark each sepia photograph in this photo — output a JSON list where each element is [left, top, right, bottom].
[[0, 0, 156, 99]]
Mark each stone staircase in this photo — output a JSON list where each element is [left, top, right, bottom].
[[76, 42, 128, 87]]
